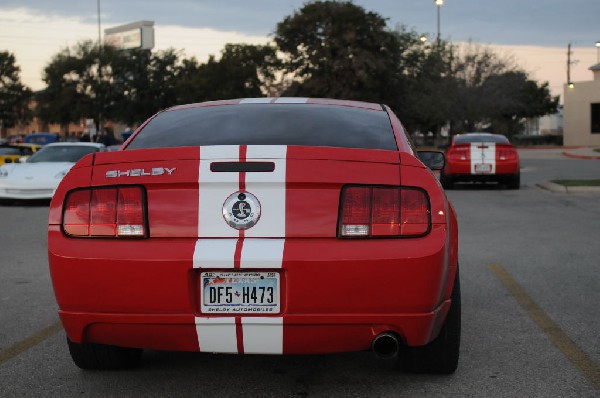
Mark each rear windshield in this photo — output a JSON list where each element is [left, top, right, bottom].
[[27, 145, 100, 163], [454, 134, 509, 144], [127, 104, 397, 151]]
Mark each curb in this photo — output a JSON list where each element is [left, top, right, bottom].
[[561, 152, 600, 160], [536, 181, 600, 193], [520, 146, 584, 150]]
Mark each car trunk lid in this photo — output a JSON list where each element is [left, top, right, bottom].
[[91, 146, 401, 238]]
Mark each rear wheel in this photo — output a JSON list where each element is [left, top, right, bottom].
[[397, 268, 461, 374], [507, 173, 520, 190], [67, 338, 143, 370]]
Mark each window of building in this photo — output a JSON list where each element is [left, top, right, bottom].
[[592, 103, 600, 134]]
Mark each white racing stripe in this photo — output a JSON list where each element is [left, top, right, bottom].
[[242, 317, 284, 354], [470, 142, 496, 174], [194, 145, 287, 354], [241, 239, 285, 268], [244, 145, 287, 238], [195, 317, 238, 353], [198, 145, 239, 238]]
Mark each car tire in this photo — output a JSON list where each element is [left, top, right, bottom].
[[440, 171, 454, 190], [507, 173, 520, 190], [67, 338, 143, 370], [397, 268, 461, 374]]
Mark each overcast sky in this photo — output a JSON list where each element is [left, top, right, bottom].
[[1, 0, 599, 98]]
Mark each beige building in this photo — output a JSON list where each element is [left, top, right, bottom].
[[563, 63, 600, 146]]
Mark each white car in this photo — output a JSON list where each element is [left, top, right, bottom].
[[0, 142, 105, 200]]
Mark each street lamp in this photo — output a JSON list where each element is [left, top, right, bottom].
[[435, 0, 444, 44]]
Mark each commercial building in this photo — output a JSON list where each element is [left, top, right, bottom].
[[563, 63, 600, 146]]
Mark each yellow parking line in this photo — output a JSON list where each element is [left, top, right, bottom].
[[0, 321, 63, 365], [489, 263, 600, 392]]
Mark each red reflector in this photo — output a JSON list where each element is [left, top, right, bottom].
[[400, 190, 429, 235], [447, 146, 470, 161], [339, 186, 430, 238], [90, 188, 117, 236], [372, 188, 400, 236], [497, 148, 517, 160], [63, 186, 145, 238], [63, 190, 91, 236]]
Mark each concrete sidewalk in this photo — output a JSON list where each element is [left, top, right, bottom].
[[561, 146, 600, 160], [524, 146, 600, 193], [537, 181, 600, 193]]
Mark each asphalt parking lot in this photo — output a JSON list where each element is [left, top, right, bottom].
[[0, 149, 599, 397]]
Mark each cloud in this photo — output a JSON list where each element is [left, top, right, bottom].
[[0, 8, 269, 91], [1, 7, 597, 102], [154, 25, 270, 62]]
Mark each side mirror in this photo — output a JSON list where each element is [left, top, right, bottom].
[[417, 150, 445, 170]]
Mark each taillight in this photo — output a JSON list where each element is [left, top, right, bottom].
[[63, 186, 146, 238], [447, 145, 470, 161], [339, 186, 430, 238], [497, 146, 517, 160]]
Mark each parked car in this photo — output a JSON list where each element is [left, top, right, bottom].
[[23, 132, 61, 145], [0, 143, 42, 165], [441, 133, 520, 189], [0, 142, 105, 200], [48, 98, 460, 373]]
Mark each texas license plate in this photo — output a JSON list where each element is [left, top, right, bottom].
[[474, 163, 492, 174], [200, 271, 280, 314]]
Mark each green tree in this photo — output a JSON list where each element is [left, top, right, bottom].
[[273, 1, 403, 103], [482, 71, 559, 135], [111, 48, 184, 125], [400, 40, 457, 135], [0, 51, 32, 131], [176, 43, 280, 104], [446, 43, 558, 136], [38, 42, 187, 129], [37, 41, 124, 132]]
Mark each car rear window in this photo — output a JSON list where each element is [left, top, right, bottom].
[[27, 145, 100, 163], [454, 134, 509, 144], [127, 104, 397, 151]]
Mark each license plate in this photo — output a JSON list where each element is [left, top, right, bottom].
[[201, 271, 280, 314], [474, 163, 492, 174]]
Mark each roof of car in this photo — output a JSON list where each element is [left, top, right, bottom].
[[46, 142, 105, 148], [168, 98, 385, 112], [452, 132, 510, 144], [457, 132, 503, 137]]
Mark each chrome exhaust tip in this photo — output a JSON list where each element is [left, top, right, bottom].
[[372, 332, 400, 359]]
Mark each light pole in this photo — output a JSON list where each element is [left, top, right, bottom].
[[596, 41, 600, 63], [435, 0, 444, 44], [96, 0, 102, 140]]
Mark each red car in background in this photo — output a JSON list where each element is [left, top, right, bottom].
[[441, 133, 520, 189], [48, 98, 460, 374]]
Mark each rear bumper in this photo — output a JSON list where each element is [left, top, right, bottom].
[[49, 224, 456, 353], [58, 305, 450, 354], [446, 173, 518, 183], [0, 180, 57, 199], [0, 187, 55, 199], [445, 159, 519, 176]]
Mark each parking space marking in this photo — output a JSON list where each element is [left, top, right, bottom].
[[489, 263, 600, 392], [0, 321, 63, 365]]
